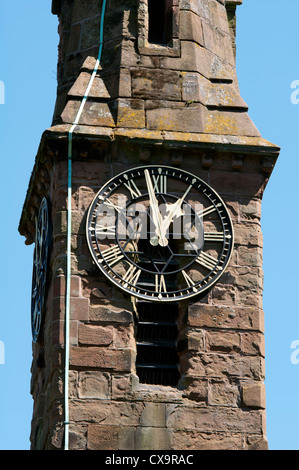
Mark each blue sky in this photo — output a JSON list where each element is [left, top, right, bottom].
[[0, 0, 298, 450]]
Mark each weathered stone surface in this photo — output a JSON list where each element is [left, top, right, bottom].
[[172, 430, 243, 450], [180, 10, 204, 45], [87, 425, 119, 450], [61, 100, 116, 127], [146, 104, 206, 133], [180, 352, 265, 380], [132, 69, 181, 100], [206, 83, 248, 109], [246, 437, 268, 450], [111, 375, 133, 398], [140, 403, 167, 427], [89, 304, 134, 323], [206, 331, 241, 353], [205, 110, 261, 137], [178, 329, 205, 352], [68, 72, 111, 99], [114, 98, 146, 128], [186, 304, 264, 332], [242, 383, 266, 409], [70, 347, 135, 371], [208, 378, 240, 407], [78, 371, 111, 399], [136, 427, 172, 450], [167, 405, 265, 434], [181, 378, 208, 403], [181, 71, 210, 104], [78, 323, 113, 346], [70, 400, 144, 426]]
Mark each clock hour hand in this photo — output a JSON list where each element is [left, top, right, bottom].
[[144, 170, 168, 247]]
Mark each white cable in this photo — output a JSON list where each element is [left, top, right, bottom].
[[64, 0, 107, 450]]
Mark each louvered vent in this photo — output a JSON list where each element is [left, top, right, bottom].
[[136, 301, 180, 386]]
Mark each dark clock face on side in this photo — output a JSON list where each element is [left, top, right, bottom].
[[31, 197, 50, 342], [86, 165, 234, 302]]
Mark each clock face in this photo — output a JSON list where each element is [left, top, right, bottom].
[[86, 165, 234, 302], [31, 197, 50, 342]]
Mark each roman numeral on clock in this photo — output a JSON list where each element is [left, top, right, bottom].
[[152, 169, 167, 193], [195, 251, 221, 271], [122, 264, 142, 287], [204, 231, 224, 242], [100, 196, 123, 213], [155, 274, 167, 294], [100, 245, 124, 267], [95, 225, 116, 237], [197, 203, 222, 219], [123, 174, 142, 199], [182, 270, 198, 292]]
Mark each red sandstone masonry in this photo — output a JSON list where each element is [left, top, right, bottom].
[[20, 0, 279, 450]]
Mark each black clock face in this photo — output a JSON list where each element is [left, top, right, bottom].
[[31, 197, 50, 342], [86, 165, 234, 302]]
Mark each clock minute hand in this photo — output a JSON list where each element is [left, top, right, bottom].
[[160, 184, 193, 241], [144, 170, 167, 247]]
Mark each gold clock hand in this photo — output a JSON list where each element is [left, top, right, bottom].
[[159, 183, 194, 243], [144, 170, 167, 246]]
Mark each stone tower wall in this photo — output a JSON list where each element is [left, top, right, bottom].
[[20, 0, 279, 450]]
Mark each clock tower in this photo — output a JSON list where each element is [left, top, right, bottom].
[[19, 0, 280, 450]]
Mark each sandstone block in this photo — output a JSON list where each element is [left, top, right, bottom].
[[140, 403, 167, 427], [246, 437, 268, 450], [180, 10, 204, 46], [87, 425, 119, 450], [242, 332, 265, 357], [78, 323, 113, 346], [206, 331, 241, 353], [114, 98, 145, 128], [242, 383, 266, 409], [53, 275, 81, 298], [89, 304, 134, 323], [181, 352, 265, 380], [135, 427, 172, 451], [167, 405, 265, 435], [187, 304, 264, 332], [132, 69, 181, 100], [205, 110, 261, 137], [146, 104, 205, 133], [210, 171, 265, 198], [208, 378, 239, 407], [181, 377, 208, 403], [70, 347, 135, 371], [178, 329, 205, 352], [61, 100, 115, 127], [111, 375, 133, 398], [172, 430, 243, 450], [68, 72, 111, 99], [70, 297, 90, 321], [181, 72, 210, 104], [70, 400, 144, 426], [78, 371, 111, 399]]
